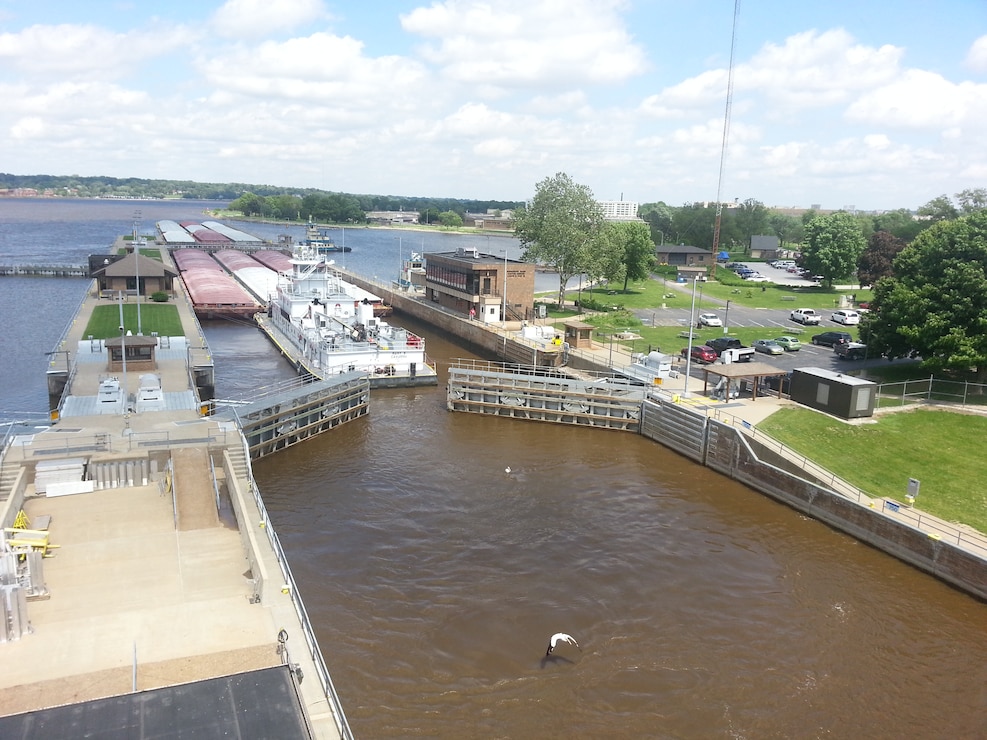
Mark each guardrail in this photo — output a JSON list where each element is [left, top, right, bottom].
[[232, 425, 354, 740], [706, 407, 987, 557]]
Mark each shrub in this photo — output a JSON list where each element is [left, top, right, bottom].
[[150, 291, 170, 303]]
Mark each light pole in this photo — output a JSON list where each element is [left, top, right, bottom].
[[502, 248, 508, 326], [135, 248, 142, 335], [656, 230, 665, 247], [683, 277, 699, 398], [118, 291, 128, 413]]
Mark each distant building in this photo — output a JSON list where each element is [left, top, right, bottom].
[[656, 244, 713, 268], [599, 201, 640, 221], [464, 210, 514, 231], [749, 235, 781, 260], [365, 210, 419, 225], [424, 247, 534, 322]]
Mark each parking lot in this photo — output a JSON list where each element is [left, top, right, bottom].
[[633, 262, 887, 376]]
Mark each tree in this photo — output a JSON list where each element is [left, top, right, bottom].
[[862, 211, 987, 380], [917, 194, 958, 222], [872, 208, 926, 242], [512, 172, 605, 307], [857, 231, 906, 286], [733, 198, 769, 248], [229, 192, 264, 216], [769, 213, 803, 248], [800, 212, 866, 287], [639, 202, 674, 246], [437, 210, 463, 227], [955, 187, 987, 214], [595, 221, 656, 292]]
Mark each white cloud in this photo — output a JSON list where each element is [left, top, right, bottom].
[[739, 29, 902, 106], [0, 23, 186, 80], [211, 0, 328, 39], [400, 0, 647, 91], [966, 35, 987, 72], [845, 69, 987, 130], [642, 29, 904, 117], [194, 32, 429, 121]]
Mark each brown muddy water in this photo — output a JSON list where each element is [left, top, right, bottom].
[[238, 317, 987, 739]]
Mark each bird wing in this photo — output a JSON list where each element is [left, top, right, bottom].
[[551, 632, 578, 647]]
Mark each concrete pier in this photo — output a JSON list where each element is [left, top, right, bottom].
[[0, 269, 351, 737]]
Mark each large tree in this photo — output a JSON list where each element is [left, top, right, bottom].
[[800, 211, 866, 287], [594, 221, 656, 292], [917, 194, 959, 222], [511, 173, 605, 306], [733, 198, 770, 247], [769, 212, 803, 248], [857, 230, 906, 286], [862, 211, 987, 379], [871, 208, 926, 242]]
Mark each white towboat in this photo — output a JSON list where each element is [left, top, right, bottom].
[[266, 243, 436, 385]]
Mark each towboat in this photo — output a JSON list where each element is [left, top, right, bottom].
[[266, 242, 434, 385]]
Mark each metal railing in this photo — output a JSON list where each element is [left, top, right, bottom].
[[231, 425, 354, 740], [875, 376, 987, 409], [704, 406, 987, 556]]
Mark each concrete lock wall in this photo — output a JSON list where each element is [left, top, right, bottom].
[[702, 415, 986, 600]]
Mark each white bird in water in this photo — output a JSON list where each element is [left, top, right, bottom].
[[505, 466, 512, 474], [546, 633, 580, 656]]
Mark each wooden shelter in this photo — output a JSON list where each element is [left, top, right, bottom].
[[104, 335, 159, 372], [562, 320, 594, 349], [91, 252, 177, 297]]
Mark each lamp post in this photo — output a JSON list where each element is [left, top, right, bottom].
[[502, 248, 508, 327], [683, 277, 699, 398], [135, 248, 142, 335], [118, 291, 128, 413]]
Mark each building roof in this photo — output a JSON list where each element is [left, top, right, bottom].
[[92, 252, 177, 279], [657, 245, 712, 255]]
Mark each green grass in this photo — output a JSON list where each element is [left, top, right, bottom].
[[757, 407, 987, 533], [84, 303, 184, 339]]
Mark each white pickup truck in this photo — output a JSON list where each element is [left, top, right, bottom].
[[790, 308, 821, 325]]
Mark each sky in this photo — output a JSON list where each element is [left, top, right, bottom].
[[1, 1, 985, 211]]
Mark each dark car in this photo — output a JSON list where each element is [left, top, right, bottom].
[[811, 331, 852, 347], [835, 342, 868, 360], [761, 371, 793, 395], [705, 337, 744, 354], [682, 345, 718, 364]]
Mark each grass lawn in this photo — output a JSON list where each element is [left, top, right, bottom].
[[757, 407, 987, 533], [84, 303, 184, 339]]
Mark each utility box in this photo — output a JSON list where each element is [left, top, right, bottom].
[[790, 367, 876, 419]]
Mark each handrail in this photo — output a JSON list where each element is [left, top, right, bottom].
[[230, 421, 354, 740], [704, 406, 987, 556]]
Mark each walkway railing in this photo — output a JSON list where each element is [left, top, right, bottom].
[[232, 424, 354, 740], [703, 406, 987, 557]]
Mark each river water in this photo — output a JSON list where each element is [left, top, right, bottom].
[[1, 199, 985, 738]]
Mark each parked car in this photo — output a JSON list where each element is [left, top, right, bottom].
[[831, 310, 860, 325], [790, 308, 821, 325], [753, 339, 785, 355], [745, 275, 771, 282], [681, 345, 718, 364], [697, 312, 722, 327], [705, 336, 755, 362], [773, 335, 801, 351], [835, 342, 868, 360], [811, 331, 853, 347], [761, 370, 793, 395]]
